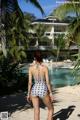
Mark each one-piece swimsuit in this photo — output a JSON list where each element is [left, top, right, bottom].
[[31, 64, 48, 98]]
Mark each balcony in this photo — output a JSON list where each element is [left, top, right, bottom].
[[28, 45, 55, 51]]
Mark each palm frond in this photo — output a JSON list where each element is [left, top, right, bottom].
[[51, 3, 80, 20], [68, 17, 80, 43], [69, 17, 80, 32], [25, 0, 44, 15]]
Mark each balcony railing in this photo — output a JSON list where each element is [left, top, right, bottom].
[[28, 45, 57, 50]]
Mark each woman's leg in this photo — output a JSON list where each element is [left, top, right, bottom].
[[43, 94, 54, 120], [31, 96, 40, 120]]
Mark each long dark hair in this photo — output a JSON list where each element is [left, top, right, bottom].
[[34, 50, 42, 63]]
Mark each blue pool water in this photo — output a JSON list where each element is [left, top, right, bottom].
[[19, 65, 80, 88], [49, 67, 80, 88]]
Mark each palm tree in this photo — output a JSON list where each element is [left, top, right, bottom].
[[0, 12, 35, 89], [1, 0, 44, 19], [51, 0, 80, 45], [0, 0, 44, 57], [31, 24, 51, 47], [55, 34, 66, 61], [51, 0, 80, 67], [0, 0, 44, 87]]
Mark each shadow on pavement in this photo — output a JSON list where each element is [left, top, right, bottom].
[[53, 105, 76, 120], [78, 114, 80, 117], [0, 92, 32, 116], [0, 89, 59, 117]]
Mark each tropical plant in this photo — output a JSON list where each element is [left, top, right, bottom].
[[1, 0, 44, 56], [51, 0, 80, 67], [54, 34, 66, 61], [31, 24, 51, 47], [0, 24, 7, 57], [0, 0, 44, 61], [5, 13, 26, 61], [51, 0, 80, 44], [1, 0, 44, 25], [0, 0, 44, 90]]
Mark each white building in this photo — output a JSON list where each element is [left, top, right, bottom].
[[31, 16, 69, 49]]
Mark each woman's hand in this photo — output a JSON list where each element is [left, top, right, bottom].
[[26, 93, 31, 103]]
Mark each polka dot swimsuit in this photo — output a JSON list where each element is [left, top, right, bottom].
[[31, 64, 48, 98]]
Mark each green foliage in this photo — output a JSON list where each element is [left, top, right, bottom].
[[51, 0, 80, 20], [52, 0, 80, 68], [68, 17, 80, 44], [5, 13, 27, 62], [54, 34, 66, 61], [55, 34, 66, 49], [51, 0, 80, 45], [0, 10, 34, 90], [72, 51, 80, 79], [0, 0, 44, 92], [25, 0, 44, 15], [32, 24, 51, 45]]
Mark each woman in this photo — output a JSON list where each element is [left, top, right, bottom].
[[27, 51, 54, 120]]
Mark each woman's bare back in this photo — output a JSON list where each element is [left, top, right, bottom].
[[30, 63, 47, 81]]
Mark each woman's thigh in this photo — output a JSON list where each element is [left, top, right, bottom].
[[42, 94, 53, 109], [31, 96, 40, 109]]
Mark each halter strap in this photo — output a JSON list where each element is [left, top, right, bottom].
[[33, 64, 44, 82]]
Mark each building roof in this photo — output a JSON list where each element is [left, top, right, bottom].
[[32, 15, 69, 24], [32, 16, 69, 26]]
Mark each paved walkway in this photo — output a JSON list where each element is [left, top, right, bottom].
[[0, 85, 80, 120]]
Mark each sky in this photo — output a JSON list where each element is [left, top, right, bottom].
[[18, 0, 65, 18]]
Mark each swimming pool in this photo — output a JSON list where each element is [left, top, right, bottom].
[[19, 65, 80, 88], [49, 67, 80, 88]]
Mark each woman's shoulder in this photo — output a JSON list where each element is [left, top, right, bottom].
[[41, 63, 48, 69], [29, 62, 48, 69], [28, 63, 34, 70], [29, 64, 34, 68]]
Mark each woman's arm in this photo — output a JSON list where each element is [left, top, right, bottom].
[[45, 67, 53, 96], [27, 67, 32, 96]]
